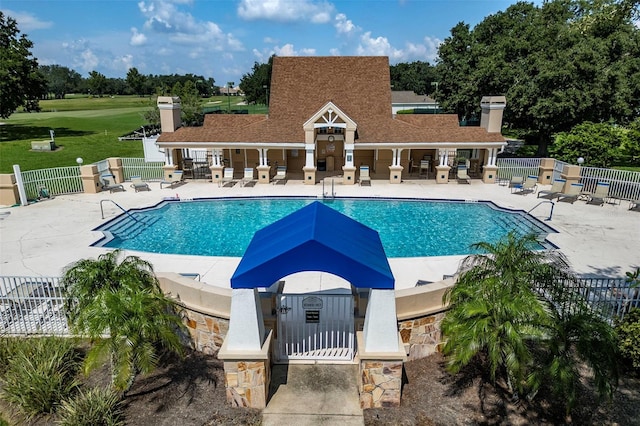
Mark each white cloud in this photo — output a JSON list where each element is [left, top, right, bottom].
[[78, 49, 99, 72], [329, 48, 341, 56], [3, 9, 53, 31], [130, 28, 148, 46], [354, 31, 442, 63], [238, 0, 333, 23], [356, 32, 402, 59], [334, 13, 359, 35], [113, 54, 134, 71]]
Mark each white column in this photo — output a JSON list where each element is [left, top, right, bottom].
[[259, 149, 269, 166], [305, 144, 315, 168], [165, 148, 174, 166], [363, 289, 399, 353], [225, 288, 266, 351]]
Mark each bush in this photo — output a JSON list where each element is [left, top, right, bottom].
[[0, 337, 80, 418], [57, 387, 124, 426], [616, 307, 640, 369]]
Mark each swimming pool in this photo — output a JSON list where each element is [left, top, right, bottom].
[[93, 197, 557, 258]]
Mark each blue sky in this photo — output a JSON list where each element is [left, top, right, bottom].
[[3, 0, 529, 86]]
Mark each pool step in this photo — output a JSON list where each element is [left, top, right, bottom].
[[107, 216, 159, 241]]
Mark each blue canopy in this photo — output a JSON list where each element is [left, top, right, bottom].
[[231, 201, 395, 289]]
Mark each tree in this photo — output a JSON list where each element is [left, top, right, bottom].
[[0, 11, 47, 118], [40, 65, 82, 99], [435, 0, 640, 155], [389, 61, 438, 95], [62, 250, 185, 392], [87, 70, 107, 97], [239, 55, 274, 106], [550, 121, 628, 167], [126, 67, 146, 96]]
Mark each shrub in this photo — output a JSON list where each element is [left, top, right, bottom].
[[0, 337, 80, 418], [57, 387, 124, 426], [616, 307, 640, 369]]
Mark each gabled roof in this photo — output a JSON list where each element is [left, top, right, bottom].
[[231, 201, 395, 289], [158, 56, 505, 145]]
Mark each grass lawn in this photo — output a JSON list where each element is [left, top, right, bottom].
[[0, 95, 258, 174]]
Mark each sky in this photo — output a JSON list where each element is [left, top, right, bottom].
[[3, 0, 532, 86]]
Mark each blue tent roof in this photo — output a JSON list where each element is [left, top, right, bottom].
[[231, 201, 395, 289]]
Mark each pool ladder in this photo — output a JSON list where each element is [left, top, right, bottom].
[[528, 200, 554, 221], [100, 199, 139, 222], [321, 178, 336, 199]]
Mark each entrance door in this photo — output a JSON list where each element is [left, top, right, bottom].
[[276, 294, 354, 362]]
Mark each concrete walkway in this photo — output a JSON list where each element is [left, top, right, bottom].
[[262, 364, 364, 426]]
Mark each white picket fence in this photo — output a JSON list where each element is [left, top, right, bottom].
[[496, 158, 541, 180], [580, 166, 640, 201]]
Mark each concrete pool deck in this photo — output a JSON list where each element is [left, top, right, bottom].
[[0, 177, 638, 290]]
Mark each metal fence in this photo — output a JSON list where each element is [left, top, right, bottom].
[[579, 166, 640, 201], [21, 166, 83, 200], [121, 158, 164, 181], [497, 158, 541, 181], [0, 276, 69, 336]]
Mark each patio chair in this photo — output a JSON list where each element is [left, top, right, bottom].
[[456, 165, 471, 184], [219, 167, 236, 187], [359, 165, 371, 186], [537, 178, 566, 199], [586, 182, 610, 206], [509, 175, 524, 188], [556, 182, 584, 203], [241, 167, 256, 187], [101, 174, 125, 193], [272, 165, 287, 185], [511, 175, 538, 195], [160, 170, 184, 189], [130, 175, 150, 192]]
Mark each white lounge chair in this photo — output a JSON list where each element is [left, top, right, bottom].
[[511, 175, 538, 195], [586, 182, 610, 206], [272, 166, 287, 184], [130, 175, 150, 192], [456, 165, 471, 184], [537, 178, 566, 199], [219, 167, 236, 187], [241, 167, 256, 187], [101, 174, 125, 193], [556, 182, 584, 203], [160, 170, 184, 189], [359, 166, 371, 186]]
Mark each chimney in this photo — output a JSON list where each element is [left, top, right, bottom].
[[480, 96, 506, 133], [157, 96, 182, 132]]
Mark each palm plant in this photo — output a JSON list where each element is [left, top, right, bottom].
[[62, 249, 185, 392], [441, 232, 575, 398]]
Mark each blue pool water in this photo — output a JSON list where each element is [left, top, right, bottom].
[[93, 197, 557, 258]]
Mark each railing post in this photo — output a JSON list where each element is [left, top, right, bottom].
[[12, 165, 28, 206]]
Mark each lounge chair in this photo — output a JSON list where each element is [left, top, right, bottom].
[[628, 199, 640, 211], [219, 167, 236, 187], [359, 165, 371, 186], [556, 182, 584, 203], [537, 178, 566, 199], [241, 167, 256, 187], [101, 174, 125, 193], [511, 175, 538, 195], [160, 170, 184, 189], [130, 175, 150, 192], [456, 165, 471, 184], [586, 182, 610, 206], [509, 175, 524, 188], [272, 165, 287, 185]]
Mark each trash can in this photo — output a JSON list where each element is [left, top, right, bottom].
[[317, 158, 326, 171]]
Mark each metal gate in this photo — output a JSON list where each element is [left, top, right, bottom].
[[276, 294, 354, 362]]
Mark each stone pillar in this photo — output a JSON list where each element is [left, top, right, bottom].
[[210, 165, 224, 184], [218, 331, 272, 409], [107, 158, 124, 183], [357, 332, 406, 408], [0, 174, 19, 206], [80, 164, 102, 194], [560, 164, 581, 191], [538, 158, 555, 185], [257, 165, 271, 184], [435, 165, 450, 184], [342, 166, 356, 185], [388, 165, 403, 184], [482, 165, 498, 184], [303, 166, 317, 185]]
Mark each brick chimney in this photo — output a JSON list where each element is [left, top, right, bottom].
[[157, 96, 182, 132], [480, 96, 506, 133]]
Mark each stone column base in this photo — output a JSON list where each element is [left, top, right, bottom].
[[435, 165, 451, 183], [257, 166, 271, 184], [218, 330, 272, 409], [303, 166, 317, 185], [0, 173, 19, 206], [388, 165, 403, 184], [482, 165, 498, 184], [538, 158, 555, 185], [342, 166, 356, 185], [80, 164, 102, 194], [210, 165, 224, 184]]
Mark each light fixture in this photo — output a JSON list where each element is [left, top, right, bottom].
[[577, 157, 584, 165], [76, 157, 83, 166]]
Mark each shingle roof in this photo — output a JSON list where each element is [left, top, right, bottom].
[[158, 56, 505, 145]]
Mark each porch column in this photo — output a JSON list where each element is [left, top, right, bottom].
[[165, 148, 175, 166], [538, 158, 555, 185], [303, 144, 317, 185], [342, 144, 356, 185], [482, 148, 498, 184], [257, 149, 271, 184], [210, 149, 224, 184], [435, 149, 450, 184], [388, 149, 404, 184]]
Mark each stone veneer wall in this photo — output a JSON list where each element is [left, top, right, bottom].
[[181, 307, 229, 354], [398, 311, 446, 361], [359, 360, 403, 408], [224, 359, 271, 408]]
